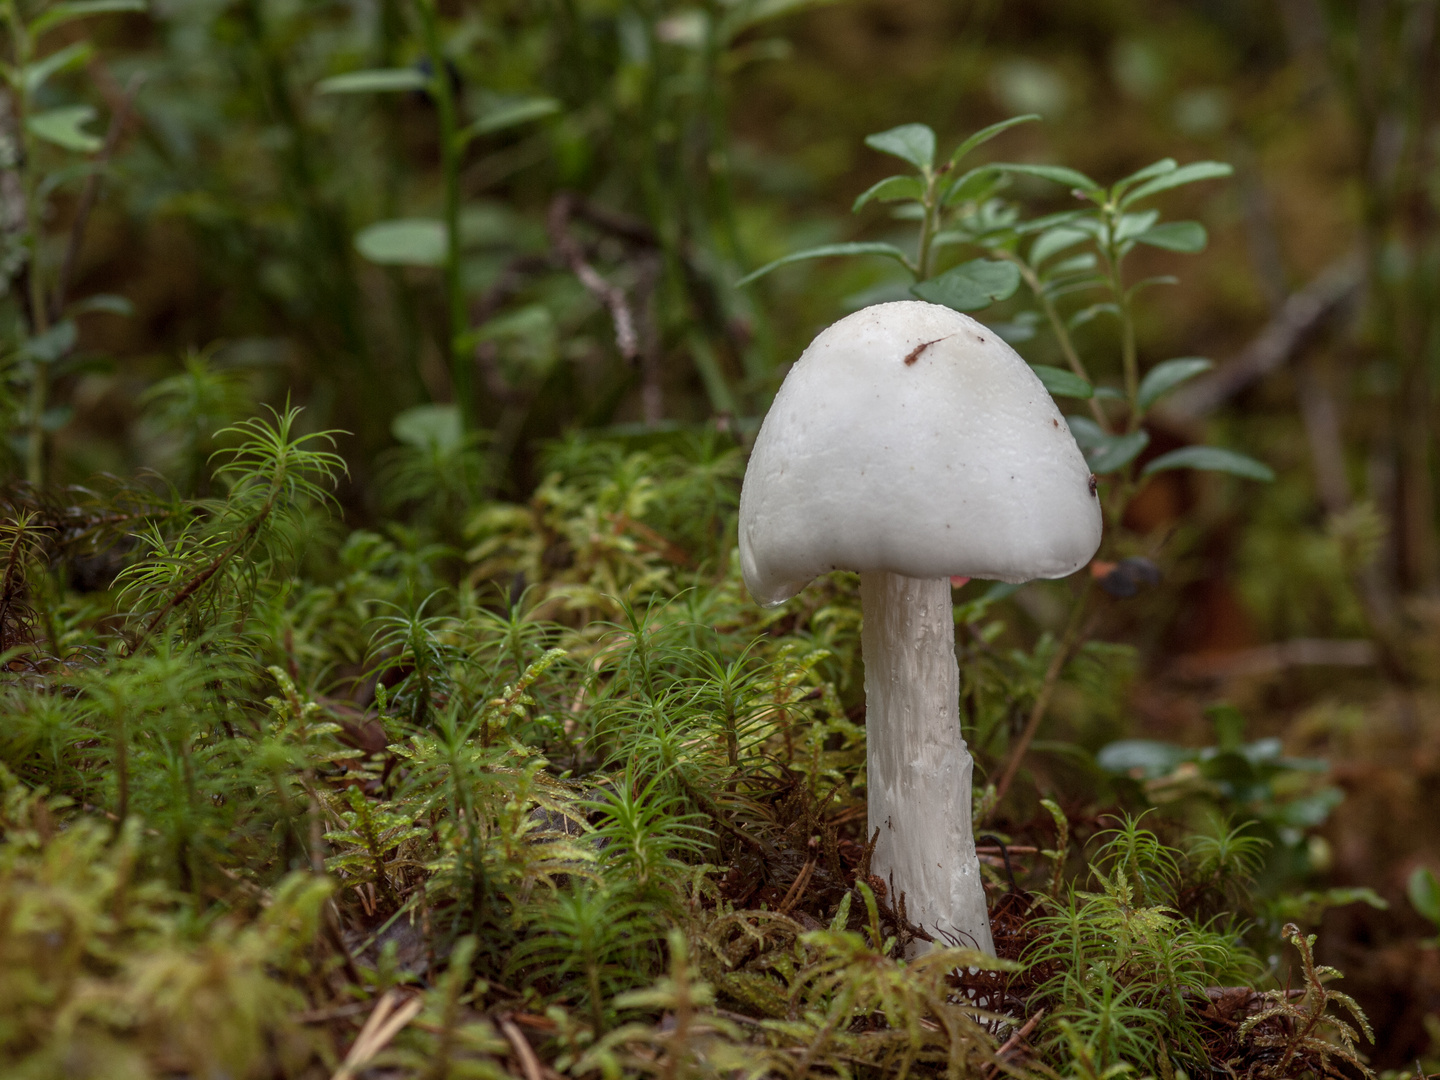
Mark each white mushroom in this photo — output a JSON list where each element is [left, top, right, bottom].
[[739, 300, 1101, 954]]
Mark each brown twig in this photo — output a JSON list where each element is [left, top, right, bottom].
[[547, 194, 638, 360], [777, 850, 818, 915], [1168, 638, 1377, 681], [499, 1015, 545, 1080], [330, 990, 423, 1080], [1164, 253, 1363, 419], [992, 1008, 1044, 1066]]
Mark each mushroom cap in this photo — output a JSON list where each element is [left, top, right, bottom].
[[739, 300, 1102, 606]]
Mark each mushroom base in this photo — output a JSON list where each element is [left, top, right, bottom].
[[860, 570, 995, 957]]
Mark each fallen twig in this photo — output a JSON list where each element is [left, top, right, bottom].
[[1164, 254, 1362, 420], [500, 1015, 546, 1080], [1169, 638, 1377, 681], [330, 990, 424, 1080], [548, 193, 638, 360], [988, 1008, 1043, 1073]]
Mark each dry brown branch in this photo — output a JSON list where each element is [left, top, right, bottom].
[[499, 1016, 546, 1080], [1168, 638, 1378, 681], [547, 194, 638, 360], [778, 853, 818, 914], [991, 1008, 1043, 1069], [1165, 253, 1363, 420], [330, 990, 423, 1080]]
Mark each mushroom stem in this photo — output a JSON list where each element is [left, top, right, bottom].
[[860, 570, 994, 956]]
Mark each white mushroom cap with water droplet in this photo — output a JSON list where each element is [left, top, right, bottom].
[[739, 300, 1102, 606]]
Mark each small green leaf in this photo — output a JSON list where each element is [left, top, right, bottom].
[[23, 41, 93, 95], [1029, 225, 1089, 266], [317, 68, 428, 94], [26, 105, 101, 153], [1015, 209, 1093, 236], [461, 96, 561, 142], [1274, 788, 1345, 829], [989, 311, 1040, 344], [723, 0, 826, 35], [21, 320, 78, 363], [942, 165, 1005, 206], [1270, 887, 1390, 926], [1065, 416, 1105, 448], [1042, 252, 1098, 282], [734, 242, 911, 287], [1097, 739, 1195, 778], [31, 0, 145, 37], [1126, 275, 1179, 301], [929, 227, 974, 250], [1137, 356, 1213, 411], [1044, 274, 1107, 300], [1070, 424, 1149, 474], [1407, 866, 1440, 929], [1067, 302, 1119, 329], [1111, 157, 1176, 198], [1141, 445, 1274, 482], [1207, 703, 1246, 750], [1113, 209, 1160, 243], [355, 218, 448, 267], [68, 293, 134, 317], [948, 113, 1039, 166], [863, 123, 936, 171], [392, 403, 464, 452], [987, 162, 1102, 194], [40, 405, 74, 431], [1135, 220, 1208, 253], [910, 258, 1021, 311], [1030, 365, 1092, 399], [852, 174, 926, 213], [1120, 160, 1233, 207]]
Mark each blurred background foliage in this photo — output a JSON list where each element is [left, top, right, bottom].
[[5, 0, 1440, 1073]]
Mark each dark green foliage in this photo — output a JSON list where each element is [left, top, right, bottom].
[[2, 0, 1419, 1072], [1236, 924, 1375, 1079], [1026, 816, 1263, 1069], [0, 416, 1377, 1077], [0, 766, 332, 1077]]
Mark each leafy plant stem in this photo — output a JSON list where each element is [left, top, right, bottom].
[[916, 170, 940, 281], [130, 488, 275, 653], [996, 248, 1112, 433], [5, 0, 51, 487], [1100, 223, 1141, 427], [416, 0, 468, 420], [51, 73, 141, 322]]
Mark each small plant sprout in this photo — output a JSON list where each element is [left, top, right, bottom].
[[1408, 865, 1440, 946], [738, 299, 1101, 954]]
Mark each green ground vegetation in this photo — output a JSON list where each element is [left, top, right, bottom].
[[4, 0, 1440, 1076]]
